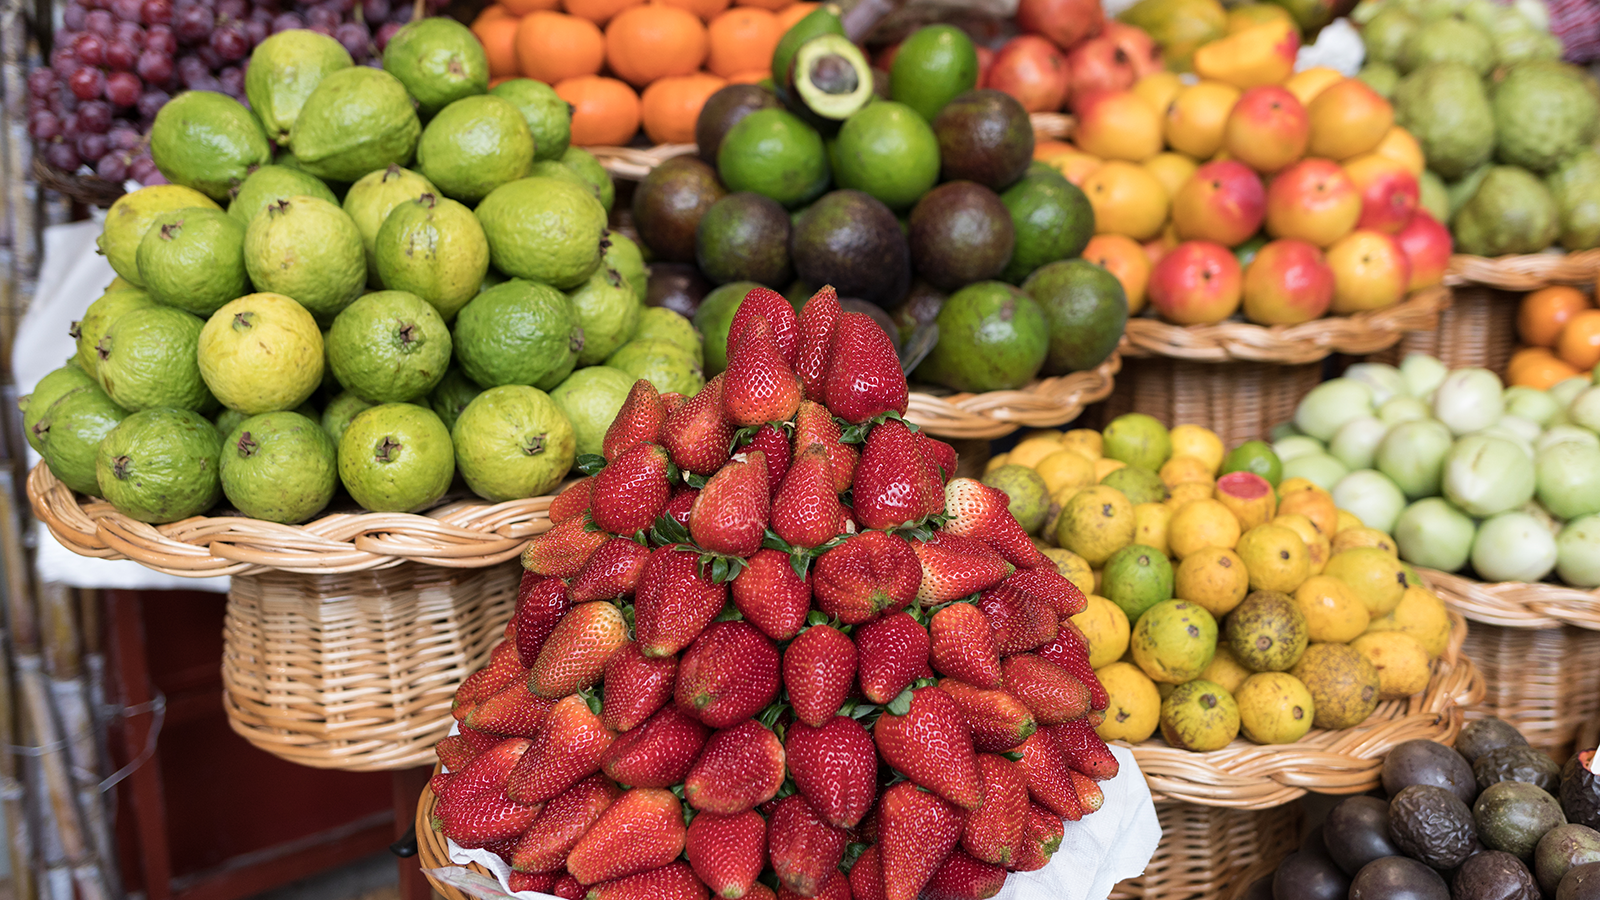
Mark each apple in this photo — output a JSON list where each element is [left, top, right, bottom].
[[1065, 36, 1137, 112], [1015, 0, 1103, 53], [1149, 240, 1243, 324], [1326, 229, 1410, 314], [1306, 78, 1393, 161], [1265, 158, 1361, 248], [1241, 238, 1335, 325], [986, 36, 1070, 113], [1394, 210, 1452, 291], [1172, 159, 1266, 246], [975, 46, 996, 87], [1344, 154, 1419, 234], [1074, 90, 1163, 162], [1103, 22, 1163, 80], [1223, 86, 1309, 173]]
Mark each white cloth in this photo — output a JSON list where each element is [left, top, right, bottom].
[[1296, 17, 1366, 75], [429, 744, 1160, 900]]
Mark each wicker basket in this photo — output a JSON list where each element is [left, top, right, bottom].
[[1100, 357, 1324, 449], [1370, 286, 1520, 377], [222, 561, 518, 771], [1445, 250, 1600, 291]]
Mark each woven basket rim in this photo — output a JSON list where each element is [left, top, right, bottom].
[[1444, 249, 1600, 291], [1122, 285, 1452, 365], [1424, 567, 1600, 631]]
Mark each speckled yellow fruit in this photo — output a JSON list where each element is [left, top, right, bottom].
[[1043, 547, 1096, 597], [1073, 594, 1132, 669], [1199, 643, 1252, 693], [1167, 481, 1214, 511], [1058, 485, 1136, 566], [1236, 672, 1316, 744], [1330, 527, 1397, 557], [1062, 429, 1103, 460], [1168, 498, 1243, 559], [1335, 510, 1364, 533], [1133, 502, 1171, 556], [1132, 599, 1218, 685], [1350, 631, 1430, 700], [1292, 574, 1369, 643], [1096, 662, 1162, 743], [1094, 457, 1127, 480], [985, 453, 1011, 473], [1236, 523, 1312, 593], [1278, 477, 1324, 499], [1016, 429, 1063, 445], [1278, 489, 1338, 538], [1037, 449, 1098, 495], [1272, 513, 1330, 575], [1011, 436, 1073, 469], [1160, 679, 1239, 751], [1290, 643, 1381, 729], [1365, 585, 1451, 658], [1324, 548, 1407, 617], [1175, 546, 1250, 617], [1159, 455, 1215, 487], [1170, 424, 1225, 474]]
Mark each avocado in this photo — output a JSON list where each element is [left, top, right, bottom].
[[1271, 849, 1350, 900], [1390, 783, 1479, 868], [770, 4, 844, 85], [888, 279, 945, 343], [1458, 718, 1530, 766], [790, 190, 911, 307], [1020, 258, 1127, 374], [931, 90, 1034, 192], [1537, 824, 1600, 894], [1384, 739, 1478, 806], [1349, 856, 1451, 900], [1225, 590, 1309, 672], [907, 181, 1016, 292], [1324, 795, 1402, 876], [646, 262, 712, 319], [1453, 850, 1539, 900], [1476, 745, 1562, 796], [913, 282, 1048, 392], [1476, 781, 1567, 862], [695, 192, 793, 288], [785, 34, 874, 132], [1561, 861, 1600, 899], [1564, 752, 1600, 830], [696, 85, 782, 166], [632, 156, 728, 263]]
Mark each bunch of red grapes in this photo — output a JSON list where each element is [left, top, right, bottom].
[[27, 0, 449, 185]]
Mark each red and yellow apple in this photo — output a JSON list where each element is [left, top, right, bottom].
[[1241, 238, 1335, 325], [1326, 229, 1411, 314], [1393, 210, 1452, 291], [1344, 154, 1419, 234], [1306, 78, 1393, 160], [1171, 159, 1266, 246], [1223, 86, 1309, 174], [1265, 158, 1361, 248], [1148, 240, 1243, 324]]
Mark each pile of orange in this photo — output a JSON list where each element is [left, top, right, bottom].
[[1509, 285, 1600, 388], [471, 0, 815, 146]]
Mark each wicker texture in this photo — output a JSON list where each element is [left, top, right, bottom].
[[1445, 250, 1600, 291], [907, 349, 1122, 440], [1371, 286, 1518, 377], [222, 562, 517, 771], [1112, 802, 1302, 900], [1123, 286, 1451, 364], [1100, 357, 1324, 449], [1424, 568, 1600, 630]]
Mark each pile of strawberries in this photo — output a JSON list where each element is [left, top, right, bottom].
[[431, 286, 1117, 900]]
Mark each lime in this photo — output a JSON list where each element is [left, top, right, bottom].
[[135, 207, 250, 316], [96, 306, 213, 411], [321, 390, 377, 447], [549, 365, 637, 459], [476, 177, 607, 289], [343, 165, 438, 283], [327, 291, 453, 403], [96, 408, 222, 523], [229, 165, 339, 227], [1221, 440, 1284, 487], [428, 368, 483, 431], [289, 67, 421, 183], [979, 463, 1050, 533], [220, 411, 338, 523], [1103, 413, 1174, 472], [562, 147, 615, 214], [97, 185, 221, 286], [889, 25, 979, 122], [38, 385, 129, 495], [1103, 543, 1175, 620], [569, 266, 641, 366], [490, 79, 572, 162], [149, 90, 272, 202], [198, 293, 326, 414], [245, 30, 352, 143], [632, 307, 704, 366], [381, 17, 489, 117], [832, 101, 941, 210], [454, 385, 576, 501], [717, 108, 830, 209], [453, 279, 583, 389], [23, 364, 97, 455], [604, 232, 649, 302], [338, 403, 455, 512], [373, 193, 490, 321], [415, 95, 534, 205], [605, 340, 706, 397], [243, 195, 366, 319]]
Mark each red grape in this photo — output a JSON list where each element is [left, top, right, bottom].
[[63, 3, 88, 29], [85, 9, 115, 34], [27, 68, 56, 97], [115, 21, 145, 48], [68, 66, 104, 100], [28, 110, 62, 141], [77, 99, 113, 131], [173, 4, 213, 42], [76, 133, 109, 161], [306, 6, 337, 27], [73, 32, 106, 65], [50, 47, 81, 78], [136, 48, 173, 83], [136, 88, 168, 119], [210, 25, 249, 61], [334, 22, 368, 58], [97, 151, 130, 182], [218, 66, 245, 97], [146, 24, 175, 53], [243, 19, 267, 44], [130, 157, 163, 184], [111, 0, 142, 20], [104, 72, 141, 106], [306, 23, 332, 35], [216, 0, 247, 19], [108, 124, 141, 149], [105, 40, 137, 70], [270, 11, 303, 30], [375, 20, 401, 48], [141, 0, 170, 24], [46, 142, 82, 172], [386, 3, 410, 23]]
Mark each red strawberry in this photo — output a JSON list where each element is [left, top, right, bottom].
[[785, 715, 877, 829], [634, 545, 728, 658], [565, 788, 687, 885], [937, 680, 1037, 753], [852, 419, 943, 530], [742, 423, 791, 501], [1071, 769, 1104, 813], [793, 400, 858, 494], [435, 734, 480, 771], [1004, 565, 1088, 618], [722, 315, 802, 426], [978, 583, 1058, 656], [440, 737, 530, 803], [553, 874, 583, 899], [793, 286, 841, 401], [515, 575, 573, 667], [730, 549, 811, 641], [875, 686, 983, 810], [663, 374, 735, 476], [665, 485, 699, 525], [591, 443, 672, 536], [456, 640, 526, 718], [601, 643, 678, 733], [685, 810, 767, 899], [457, 724, 508, 755], [675, 622, 781, 728], [849, 845, 887, 900], [506, 872, 556, 893], [570, 537, 652, 604], [941, 480, 1049, 570], [876, 781, 963, 900], [586, 862, 708, 900], [770, 443, 847, 550], [824, 313, 909, 425], [1002, 654, 1089, 725], [928, 603, 1002, 689], [912, 533, 1013, 605], [854, 611, 930, 705], [530, 601, 630, 698], [661, 392, 689, 416], [918, 434, 958, 482], [923, 849, 1006, 900], [728, 286, 800, 365], [507, 694, 615, 804], [1048, 717, 1120, 781], [436, 738, 540, 846], [1016, 731, 1082, 821], [767, 794, 849, 898], [684, 719, 786, 814], [511, 774, 620, 873], [603, 380, 665, 461], [782, 624, 857, 727], [601, 704, 709, 787], [778, 871, 849, 900], [1036, 622, 1110, 712], [813, 532, 922, 624], [465, 679, 556, 738], [1011, 803, 1064, 872], [690, 450, 770, 557], [550, 477, 594, 525], [961, 755, 1028, 867], [522, 514, 611, 578]]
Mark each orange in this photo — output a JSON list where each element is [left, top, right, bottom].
[[503, 0, 560, 14], [774, 1, 818, 30], [706, 7, 782, 78], [605, 4, 709, 88], [640, 72, 727, 143], [555, 75, 642, 145], [725, 69, 769, 83], [563, 0, 643, 24], [660, 0, 731, 20], [735, 0, 791, 9], [1558, 308, 1600, 370], [474, 3, 512, 21], [473, 13, 521, 79], [1508, 346, 1583, 389], [1082, 160, 1169, 241], [1519, 285, 1590, 348], [516, 12, 605, 83], [1083, 234, 1152, 315]]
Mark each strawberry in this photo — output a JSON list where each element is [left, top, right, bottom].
[[553, 874, 583, 899], [978, 583, 1058, 656], [928, 603, 1002, 689], [690, 451, 770, 558], [601, 643, 678, 733], [665, 485, 699, 526], [515, 575, 573, 667], [506, 872, 556, 894], [912, 534, 1013, 605], [1003, 565, 1088, 618], [437, 792, 543, 849], [634, 545, 728, 658], [813, 532, 922, 624], [960, 755, 1027, 867], [730, 549, 811, 641], [1016, 731, 1082, 821], [456, 640, 526, 719], [585, 862, 708, 900], [600, 704, 708, 787], [510, 774, 620, 873], [684, 719, 786, 814], [507, 694, 615, 804], [722, 314, 802, 426], [1071, 769, 1104, 813], [936, 680, 1036, 753], [465, 679, 556, 738], [728, 286, 800, 365], [1036, 622, 1110, 712], [530, 601, 630, 698], [848, 844, 887, 900], [741, 423, 790, 501], [876, 781, 963, 900], [874, 686, 983, 810], [440, 737, 530, 805], [685, 810, 766, 899], [917, 434, 958, 482], [852, 419, 942, 530], [603, 380, 665, 461], [1048, 717, 1120, 781], [435, 734, 480, 771], [661, 392, 689, 416], [784, 715, 877, 829], [770, 443, 847, 551], [565, 788, 687, 885], [778, 871, 849, 900], [550, 477, 594, 525], [941, 480, 1049, 570], [782, 624, 857, 727], [923, 849, 1006, 900], [1011, 803, 1064, 872], [663, 374, 735, 476], [1002, 654, 1089, 725], [793, 400, 858, 492], [591, 443, 672, 536], [522, 514, 611, 578], [854, 611, 930, 705], [675, 621, 781, 728], [570, 537, 652, 604], [745, 886, 777, 900], [824, 313, 909, 425], [767, 794, 849, 898], [793, 286, 840, 401]]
